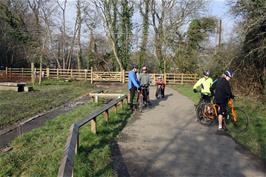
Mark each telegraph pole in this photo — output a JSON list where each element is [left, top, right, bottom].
[[215, 19, 222, 54]]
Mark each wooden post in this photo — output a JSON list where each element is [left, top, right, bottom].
[[57, 68, 59, 80], [90, 67, 93, 84], [71, 69, 73, 79], [114, 104, 117, 114], [194, 74, 197, 83], [104, 110, 109, 122], [120, 100, 124, 109], [5, 67, 7, 79], [46, 68, 50, 78], [75, 133, 79, 154], [94, 95, 99, 103], [153, 74, 156, 86], [164, 73, 167, 84], [85, 69, 87, 81], [21, 68, 24, 80], [91, 118, 97, 134], [127, 92, 130, 105], [122, 70, 125, 83], [181, 73, 184, 85], [31, 63, 35, 84], [9, 68, 12, 79], [174, 73, 176, 85]]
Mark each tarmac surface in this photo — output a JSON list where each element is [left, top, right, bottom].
[[112, 87, 266, 177]]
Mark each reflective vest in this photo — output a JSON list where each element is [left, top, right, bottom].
[[193, 77, 213, 95]]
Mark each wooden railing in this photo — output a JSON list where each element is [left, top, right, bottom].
[[57, 95, 127, 177], [0, 67, 198, 84]]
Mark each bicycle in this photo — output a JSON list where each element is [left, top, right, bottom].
[[155, 84, 164, 99], [137, 84, 149, 112], [196, 98, 249, 132]]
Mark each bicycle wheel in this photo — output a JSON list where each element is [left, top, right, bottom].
[[138, 94, 144, 112], [196, 103, 213, 126], [227, 108, 249, 132]]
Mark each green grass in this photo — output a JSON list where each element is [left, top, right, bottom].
[[174, 84, 200, 103], [0, 79, 95, 129], [228, 98, 266, 161], [0, 101, 101, 177], [74, 107, 131, 177], [174, 84, 266, 161]]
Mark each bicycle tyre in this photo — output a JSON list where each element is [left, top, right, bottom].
[[228, 108, 249, 132], [196, 103, 213, 126], [138, 94, 144, 112]]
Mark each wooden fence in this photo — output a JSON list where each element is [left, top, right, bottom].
[[57, 95, 127, 177], [0, 67, 198, 84]]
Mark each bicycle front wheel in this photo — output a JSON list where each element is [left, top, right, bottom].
[[229, 108, 249, 132], [196, 103, 213, 126]]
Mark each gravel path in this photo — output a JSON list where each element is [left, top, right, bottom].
[[113, 87, 266, 177]]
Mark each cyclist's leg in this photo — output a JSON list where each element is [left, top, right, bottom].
[[217, 103, 226, 129], [155, 86, 158, 97], [162, 86, 165, 97], [130, 88, 136, 110]]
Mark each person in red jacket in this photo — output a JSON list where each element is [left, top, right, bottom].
[[155, 76, 165, 98]]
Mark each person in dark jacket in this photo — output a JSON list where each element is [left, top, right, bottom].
[[211, 70, 234, 131]]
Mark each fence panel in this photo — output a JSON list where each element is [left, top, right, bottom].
[[93, 71, 121, 82], [0, 67, 198, 84]]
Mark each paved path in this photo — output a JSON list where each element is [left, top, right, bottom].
[[112, 87, 266, 177]]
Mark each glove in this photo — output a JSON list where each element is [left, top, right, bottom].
[[193, 89, 197, 93]]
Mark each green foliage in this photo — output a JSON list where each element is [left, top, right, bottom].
[[187, 17, 217, 50], [118, 0, 134, 70], [231, 0, 266, 94]]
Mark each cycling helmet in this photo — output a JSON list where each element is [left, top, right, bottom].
[[203, 70, 210, 77], [224, 70, 234, 78], [132, 64, 138, 69]]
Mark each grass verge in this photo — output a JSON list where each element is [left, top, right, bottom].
[[74, 106, 131, 177], [0, 101, 100, 177], [0, 79, 95, 129], [174, 84, 199, 104], [174, 84, 266, 161]]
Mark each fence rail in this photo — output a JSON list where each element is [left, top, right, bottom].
[[0, 67, 198, 84], [57, 95, 127, 177]]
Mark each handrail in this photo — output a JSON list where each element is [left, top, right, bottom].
[[57, 94, 127, 177], [77, 95, 126, 127]]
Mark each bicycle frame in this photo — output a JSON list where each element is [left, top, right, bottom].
[[200, 99, 238, 125], [137, 85, 149, 112]]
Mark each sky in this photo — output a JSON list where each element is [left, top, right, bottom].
[[208, 0, 235, 41]]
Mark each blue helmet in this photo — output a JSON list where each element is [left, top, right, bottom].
[[224, 70, 234, 78], [203, 70, 210, 77]]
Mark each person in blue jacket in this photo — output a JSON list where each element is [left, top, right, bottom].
[[128, 64, 140, 111]]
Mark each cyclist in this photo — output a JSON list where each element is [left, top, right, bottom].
[[193, 70, 213, 103], [138, 66, 151, 105], [128, 64, 141, 111], [211, 70, 235, 131], [155, 76, 165, 98]]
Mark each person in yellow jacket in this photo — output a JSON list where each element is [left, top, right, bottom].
[[193, 70, 213, 103]]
